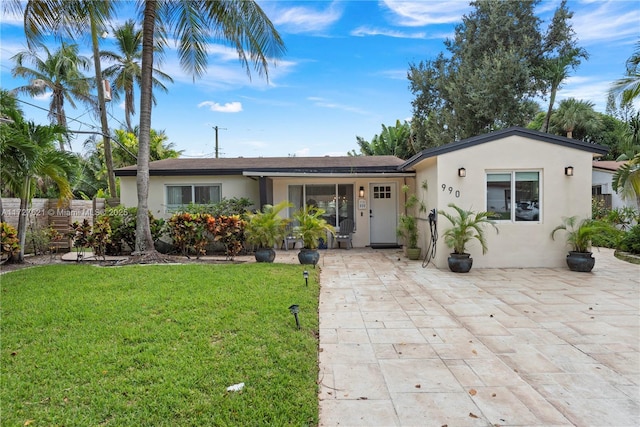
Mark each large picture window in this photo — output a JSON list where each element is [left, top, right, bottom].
[[486, 171, 540, 222], [288, 184, 354, 227], [166, 184, 221, 209]]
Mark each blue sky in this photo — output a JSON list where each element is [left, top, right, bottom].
[[1, 1, 638, 159]]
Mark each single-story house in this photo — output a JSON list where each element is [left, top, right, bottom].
[[592, 160, 635, 211], [115, 126, 608, 269]]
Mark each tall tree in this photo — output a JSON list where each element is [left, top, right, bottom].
[[11, 0, 118, 196], [133, 0, 285, 257], [1, 110, 76, 262], [101, 19, 173, 132], [409, 0, 583, 146], [11, 42, 93, 150]]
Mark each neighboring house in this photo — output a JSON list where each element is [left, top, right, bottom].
[[592, 161, 633, 211], [115, 127, 607, 269]]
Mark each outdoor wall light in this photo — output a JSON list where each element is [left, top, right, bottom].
[[565, 166, 574, 176], [288, 304, 300, 329], [303, 270, 309, 286], [359, 186, 365, 198], [458, 167, 466, 177]]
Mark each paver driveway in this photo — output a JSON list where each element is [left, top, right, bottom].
[[316, 248, 639, 427]]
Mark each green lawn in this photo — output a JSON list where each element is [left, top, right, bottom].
[[1, 263, 320, 426]]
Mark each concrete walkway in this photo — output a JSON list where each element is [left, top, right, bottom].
[[315, 248, 640, 427]]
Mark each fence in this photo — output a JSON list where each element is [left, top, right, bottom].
[[1, 198, 120, 251]]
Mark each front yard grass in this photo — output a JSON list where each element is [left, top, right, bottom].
[[1, 263, 319, 426]]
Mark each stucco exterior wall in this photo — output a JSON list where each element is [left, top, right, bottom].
[[119, 175, 260, 218], [271, 176, 407, 248], [413, 135, 595, 269]]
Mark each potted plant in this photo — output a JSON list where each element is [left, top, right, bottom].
[[396, 182, 427, 260], [244, 200, 292, 262], [439, 203, 498, 273], [293, 205, 335, 265], [551, 216, 613, 272]]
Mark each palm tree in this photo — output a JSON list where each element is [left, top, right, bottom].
[[1, 111, 76, 263], [540, 48, 586, 133], [551, 98, 600, 139], [613, 153, 640, 210], [9, 0, 118, 196], [354, 120, 415, 159], [133, 0, 285, 257], [11, 42, 93, 150], [101, 20, 173, 132], [610, 41, 640, 105]]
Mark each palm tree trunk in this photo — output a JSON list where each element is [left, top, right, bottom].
[[133, 0, 158, 255], [16, 177, 31, 263], [542, 85, 557, 133], [89, 8, 117, 198]]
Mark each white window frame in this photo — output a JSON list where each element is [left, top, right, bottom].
[[486, 170, 541, 223], [165, 184, 222, 211]]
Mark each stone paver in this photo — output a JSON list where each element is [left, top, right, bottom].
[[316, 248, 640, 427]]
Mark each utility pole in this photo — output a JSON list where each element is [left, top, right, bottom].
[[212, 125, 227, 158]]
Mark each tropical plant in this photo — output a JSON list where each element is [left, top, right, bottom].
[[551, 98, 601, 139], [551, 216, 614, 253], [293, 206, 335, 250], [11, 42, 93, 150], [1, 113, 76, 262], [206, 215, 246, 260], [0, 222, 20, 261], [166, 212, 210, 258], [353, 120, 415, 159], [87, 216, 111, 257], [610, 40, 640, 105], [619, 224, 640, 254], [181, 197, 254, 217], [439, 203, 498, 255], [540, 48, 587, 133], [11, 0, 118, 193], [613, 153, 640, 208], [101, 19, 173, 132], [396, 181, 427, 249], [244, 200, 292, 248], [132, 0, 285, 258]]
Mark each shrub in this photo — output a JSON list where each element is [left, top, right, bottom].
[[206, 215, 246, 260], [98, 207, 165, 255], [69, 219, 92, 252], [181, 197, 253, 217], [88, 217, 111, 257], [619, 225, 640, 254], [1, 222, 20, 260], [167, 213, 210, 258]]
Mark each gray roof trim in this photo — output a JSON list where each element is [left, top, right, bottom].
[[401, 127, 609, 170], [114, 155, 406, 177], [243, 171, 414, 178]]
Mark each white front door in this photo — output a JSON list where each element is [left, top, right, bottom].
[[369, 183, 397, 245]]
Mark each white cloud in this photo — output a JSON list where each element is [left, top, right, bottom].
[[350, 26, 427, 39], [198, 101, 243, 113], [382, 0, 471, 26], [266, 1, 343, 34], [307, 97, 370, 115], [572, 1, 640, 44]]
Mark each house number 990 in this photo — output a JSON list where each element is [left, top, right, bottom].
[[441, 184, 460, 198]]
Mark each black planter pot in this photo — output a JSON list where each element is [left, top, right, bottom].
[[254, 248, 276, 263], [566, 251, 595, 272], [448, 253, 473, 273], [298, 248, 320, 265]]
